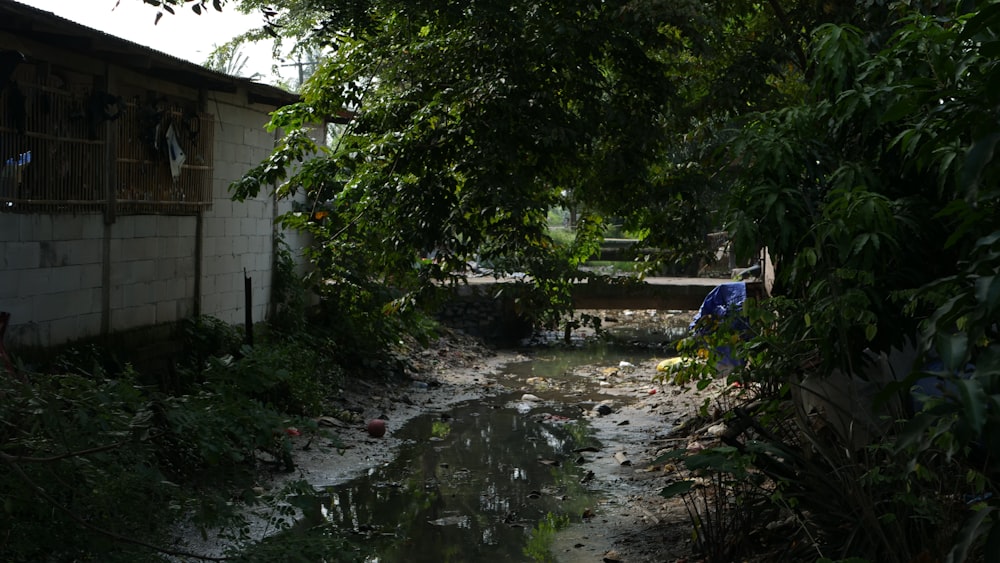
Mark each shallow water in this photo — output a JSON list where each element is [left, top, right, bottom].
[[298, 392, 597, 562], [252, 326, 679, 562]]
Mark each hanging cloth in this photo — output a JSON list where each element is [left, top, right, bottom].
[[165, 122, 186, 181]]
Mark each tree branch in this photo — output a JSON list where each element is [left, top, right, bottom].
[[0, 431, 165, 464], [1, 441, 126, 464], [764, 0, 810, 76], [5, 457, 231, 562]]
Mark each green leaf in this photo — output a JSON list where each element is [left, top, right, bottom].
[[937, 332, 969, 372], [684, 446, 744, 474], [652, 449, 688, 464], [879, 96, 917, 123], [895, 412, 937, 452], [955, 377, 988, 436], [864, 324, 877, 341], [658, 480, 694, 499], [961, 132, 1000, 197], [947, 506, 995, 563], [975, 275, 1000, 314]]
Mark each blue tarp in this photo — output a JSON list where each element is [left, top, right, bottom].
[[689, 282, 749, 367], [690, 282, 748, 332]]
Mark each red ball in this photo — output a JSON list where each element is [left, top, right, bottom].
[[366, 419, 387, 438]]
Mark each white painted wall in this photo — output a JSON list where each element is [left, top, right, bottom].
[[199, 96, 278, 327]]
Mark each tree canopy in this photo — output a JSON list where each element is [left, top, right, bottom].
[[183, 0, 998, 404], [215, 1, 878, 325]]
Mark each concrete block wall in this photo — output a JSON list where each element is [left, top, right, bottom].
[[0, 215, 105, 348], [108, 215, 197, 332], [0, 213, 200, 348], [199, 98, 278, 327]]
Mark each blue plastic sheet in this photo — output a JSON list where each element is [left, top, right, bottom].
[[688, 282, 749, 367], [690, 282, 748, 332]]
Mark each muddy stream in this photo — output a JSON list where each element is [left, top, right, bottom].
[[183, 311, 705, 562]]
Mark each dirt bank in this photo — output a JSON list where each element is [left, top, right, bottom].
[[547, 356, 712, 563]]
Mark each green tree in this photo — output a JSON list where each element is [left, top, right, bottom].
[[720, 2, 1000, 559], [204, 42, 264, 80], [216, 0, 864, 332]]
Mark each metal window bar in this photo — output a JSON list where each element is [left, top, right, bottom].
[[0, 68, 214, 216], [116, 101, 214, 215], [0, 76, 106, 213]]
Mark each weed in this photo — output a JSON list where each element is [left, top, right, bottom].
[[524, 512, 571, 563]]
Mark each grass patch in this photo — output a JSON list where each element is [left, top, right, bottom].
[[524, 512, 571, 563]]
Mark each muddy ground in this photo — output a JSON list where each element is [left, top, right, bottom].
[[255, 311, 724, 563]]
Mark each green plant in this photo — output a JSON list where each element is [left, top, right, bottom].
[[0, 317, 356, 561], [271, 234, 309, 333], [179, 315, 244, 376], [524, 512, 570, 563], [707, 3, 1000, 561], [660, 445, 776, 562]]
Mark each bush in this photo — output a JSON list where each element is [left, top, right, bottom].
[[0, 318, 351, 561]]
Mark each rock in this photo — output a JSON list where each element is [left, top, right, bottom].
[[317, 416, 349, 428], [706, 423, 727, 436], [428, 515, 470, 527], [596, 404, 613, 416], [521, 393, 542, 402]]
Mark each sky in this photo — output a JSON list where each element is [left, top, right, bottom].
[[15, 0, 280, 82]]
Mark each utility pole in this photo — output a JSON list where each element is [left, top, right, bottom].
[[279, 59, 318, 89]]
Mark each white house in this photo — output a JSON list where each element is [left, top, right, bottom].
[[0, 0, 319, 351]]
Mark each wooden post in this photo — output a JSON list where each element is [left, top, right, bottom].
[[244, 269, 253, 347]]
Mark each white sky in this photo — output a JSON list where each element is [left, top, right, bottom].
[[14, 0, 281, 82]]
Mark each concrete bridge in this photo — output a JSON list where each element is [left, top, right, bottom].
[[459, 275, 740, 310], [567, 276, 728, 310], [439, 275, 757, 342]]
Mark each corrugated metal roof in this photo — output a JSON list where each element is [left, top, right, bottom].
[[1, 0, 299, 107]]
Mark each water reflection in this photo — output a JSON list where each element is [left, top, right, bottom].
[[247, 344, 674, 562], [290, 395, 596, 562]]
